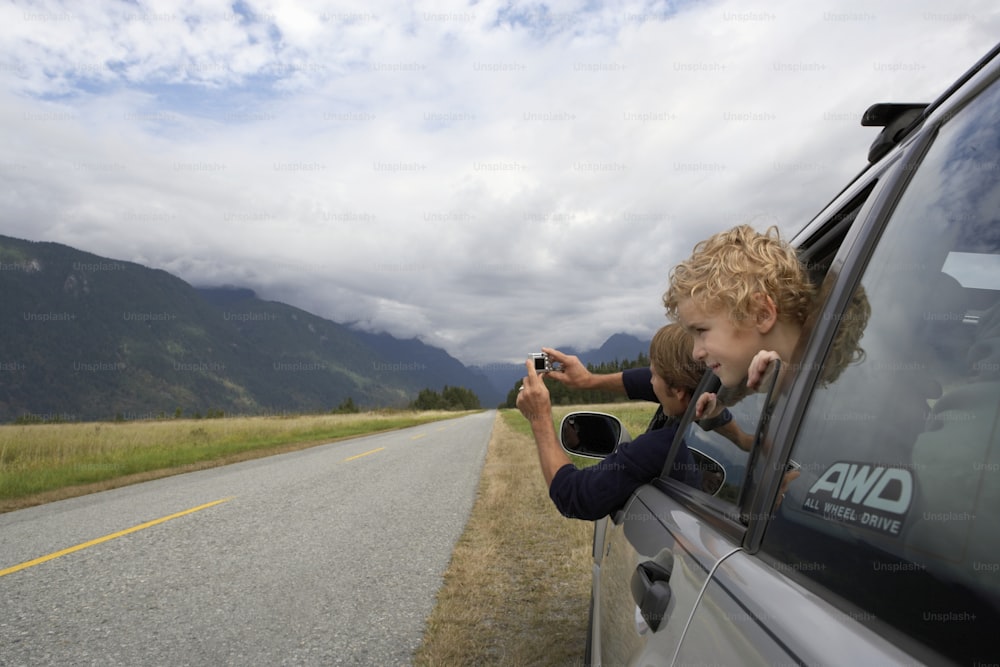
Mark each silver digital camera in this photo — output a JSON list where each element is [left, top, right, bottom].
[[531, 352, 554, 373]]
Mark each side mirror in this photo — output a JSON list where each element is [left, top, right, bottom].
[[688, 448, 727, 497], [559, 411, 630, 459]]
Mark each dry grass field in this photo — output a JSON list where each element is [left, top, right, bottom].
[[413, 403, 656, 666], [0, 410, 472, 512]]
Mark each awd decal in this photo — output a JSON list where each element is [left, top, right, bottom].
[[802, 461, 913, 537]]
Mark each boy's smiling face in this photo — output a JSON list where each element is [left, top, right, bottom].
[[676, 297, 765, 388]]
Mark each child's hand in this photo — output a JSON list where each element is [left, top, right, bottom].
[[695, 392, 720, 419], [774, 468, 801, 509], [747, 350, 782, 390]]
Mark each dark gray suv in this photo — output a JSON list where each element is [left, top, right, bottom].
[[561, 42, 1000, 665]]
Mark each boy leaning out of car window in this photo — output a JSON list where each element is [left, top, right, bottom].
[[664, 224, 870, 503]]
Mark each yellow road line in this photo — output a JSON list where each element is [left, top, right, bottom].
[[0, 497, 234, 578], [411, 433, 428, 440], [343, 447, 384, 462]]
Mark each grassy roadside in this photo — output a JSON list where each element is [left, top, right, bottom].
[[413, 403, 656, 666], [0, 410, 476, 513]]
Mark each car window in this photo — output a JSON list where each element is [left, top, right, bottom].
[[761, 79, 1000, 665], [680, 382, 755, 502], [661, 365, 780, 520]]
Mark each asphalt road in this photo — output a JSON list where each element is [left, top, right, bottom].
[[0, 411, 495, 666]]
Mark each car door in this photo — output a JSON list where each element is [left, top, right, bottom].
[[593, 368, 785, 665], [593, 487, 744, 665]]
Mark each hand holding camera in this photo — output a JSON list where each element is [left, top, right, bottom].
[[535, 348, 602, 390], [517, 354, 554, 423]]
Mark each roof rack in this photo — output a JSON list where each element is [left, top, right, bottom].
[[859, 42, 1000, 164], [797, 42, 1000, 242], [861, 103, 928, 163]]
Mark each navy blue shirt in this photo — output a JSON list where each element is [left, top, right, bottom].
[[548, 368, 702, 520], [622, 366, 658, 402]]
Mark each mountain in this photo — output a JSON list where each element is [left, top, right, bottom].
[[196, 288, 499, 408], [351, 329, 496, 405], [0, 235, 501, 421], [580, 333, 651, 366], [473, 333, 652, 398]]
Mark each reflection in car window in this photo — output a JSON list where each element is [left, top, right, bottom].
[[762, 80, 1000, 665], [685, 392, 760, 503], [668, 373, 775, 505]]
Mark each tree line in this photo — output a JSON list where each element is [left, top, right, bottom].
[[10, 390, 481, 424], [502, 353, 650, 408], [409, 385, 482, 411]]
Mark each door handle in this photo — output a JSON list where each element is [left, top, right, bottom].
[[631, 555, 673, 632]]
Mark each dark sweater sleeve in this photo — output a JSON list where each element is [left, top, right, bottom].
[[622, 367, 657, 402], [549, 424, 688, 520]]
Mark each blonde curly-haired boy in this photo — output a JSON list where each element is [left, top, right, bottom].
[[664, 224, 815, 392], [664, 224, 868, 397]]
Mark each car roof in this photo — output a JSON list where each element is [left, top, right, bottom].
[[791, 41, 1000, 249]]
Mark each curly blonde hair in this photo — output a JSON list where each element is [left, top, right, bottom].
[[649, 323, 705, 394], [663, 225, 815, 328], [816, 282, 870, 385]]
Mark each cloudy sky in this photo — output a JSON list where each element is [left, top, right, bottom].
[[2, 0, 999, 365]]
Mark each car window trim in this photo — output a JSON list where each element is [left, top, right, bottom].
[[796, 181, 878, 276], [658, 369, 719, 479], [653, 476, 748, 541]]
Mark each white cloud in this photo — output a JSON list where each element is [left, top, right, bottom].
[[2, 0, 999, 364]]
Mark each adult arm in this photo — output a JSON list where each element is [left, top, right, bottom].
[[621, 366, 658, 402], [541, 347, 628, 394], [540, 348, 661, 405], [548, 425, 681, 520], [713, 418, 754, 452], [516, 359, 572, 486]]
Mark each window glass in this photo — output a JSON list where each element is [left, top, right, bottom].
[[681, 385, 758, 502], [761, 80, 1000, 664], [668, 365, 782, 508]]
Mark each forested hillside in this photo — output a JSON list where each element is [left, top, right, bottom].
[[0, 235, 496, 421]]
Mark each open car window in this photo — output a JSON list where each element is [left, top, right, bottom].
[[660, 361, 781, 520]]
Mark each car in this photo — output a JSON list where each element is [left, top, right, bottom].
[[558, 41, 1000, 666]]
